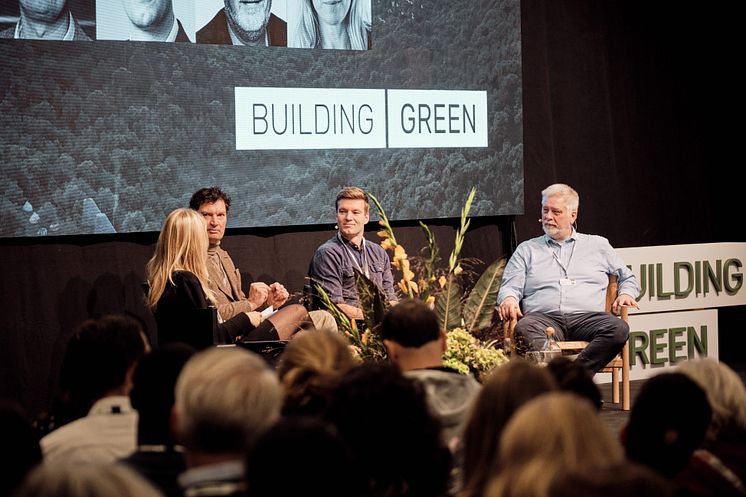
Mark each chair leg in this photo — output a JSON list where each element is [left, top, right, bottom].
[[622, 340, 631, 411], [611, 367, 620, 403]]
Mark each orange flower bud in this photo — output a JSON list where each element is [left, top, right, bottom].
[[394, 244, 407, 260]]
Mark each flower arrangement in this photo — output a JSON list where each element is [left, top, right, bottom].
[[313, 187, 509, 379]]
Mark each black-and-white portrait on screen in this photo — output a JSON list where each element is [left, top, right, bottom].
[[0, 0, 94, 40], [196, 0, 287, 46], [95, 0, 194, 42]]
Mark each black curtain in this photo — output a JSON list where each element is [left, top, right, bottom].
[[1, 0, 742, 417]]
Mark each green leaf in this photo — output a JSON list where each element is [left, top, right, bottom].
[[312, 283, 358, 341], [435, 275, 463, 332], [354, 268, 389, 333], [463, 258, 507, 333]]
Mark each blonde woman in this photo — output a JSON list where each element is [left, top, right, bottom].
[[459, 360, 557, 497], [289, 0, 371, 50], [277, 328, 358, 416], [146, 208, 311, 349], [486, 392, 624, 497]]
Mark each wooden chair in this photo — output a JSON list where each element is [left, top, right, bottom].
[[502, 274, 631, 410]]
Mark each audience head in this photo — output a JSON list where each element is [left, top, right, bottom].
[[57, 314, 149, 422], [0, 399, 42, 497], [381, 298, 445, 371], [324, 362, 452, 497], [13, 461, 164, 497], [487, 392, 623, 497], [381, 297, 441, 347], [130, 342, 195, 445], [460, 359, 557, 497], [548, 460, 675, 497], [276, 329, 358, 416], [173, 347, 282, 459], [675, 357, 746, 440], [623, 372, 712, 478], [245, 416, 361, 497], [146, 207, 212, 309], [547, 355, 603, 410]]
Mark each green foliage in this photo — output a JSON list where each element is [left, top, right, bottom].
[[463, 258, 507, 333], [444, 328, 509, 381], [315, 187, 509, 379]]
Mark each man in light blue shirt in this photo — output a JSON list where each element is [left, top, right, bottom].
[[497, 183, 640, 374]]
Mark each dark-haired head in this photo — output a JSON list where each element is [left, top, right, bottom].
[[189, 187, 231, 211]]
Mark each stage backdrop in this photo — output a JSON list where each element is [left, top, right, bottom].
[[0, 0, 523, 238]]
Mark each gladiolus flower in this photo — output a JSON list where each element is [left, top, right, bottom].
[[377, 230, 388, 239], [380, 239, 393, 251], [439, 275, 447, 288], [394, 244, 406, 259]]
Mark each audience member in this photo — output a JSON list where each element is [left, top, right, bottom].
[[120, 342, 195, 497], [197, 0, 286, 46], [308, 186, 398, 321], [673, 358, 746, 497], [245, 416, 362, 497], [324, 362, 452, 497], [381, 298, 481, 449], [548, 460, 675, 497], [486, 392, 624, 497], [40, 315, 148, 464], [13, 461, 164, 497], [497, 183, 640, 374], [172, 347, 282, 497], [146, 208, 313, 349], [0, 0, 91, 40], [276, 328, 358, 416], [622, 372, 712, 479], [289, 0, 371, 50], [189, 187, 336, 333], [460, 359, 557, 497], [0, 398, 42, 497], [546, 355, 603, 409]]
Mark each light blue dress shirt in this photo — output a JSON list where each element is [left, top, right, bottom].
[[497, 231, 640, 314]]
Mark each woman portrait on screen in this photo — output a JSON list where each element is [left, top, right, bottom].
[[146, 208, 312, 349], [289, 0, 371, 50]]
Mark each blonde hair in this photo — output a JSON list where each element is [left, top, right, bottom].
[[174, 347, 282, 453], [460, 360, 557, 497], [676, 358, 746, 439], [486, 392, 623, 497], [18, 462, 164, 497], [146, 208, 213, 310], [277, 329, 359, 413], [290, 0, 371, 50]]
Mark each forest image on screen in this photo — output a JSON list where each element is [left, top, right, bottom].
[[0, 0, 522, 237]]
